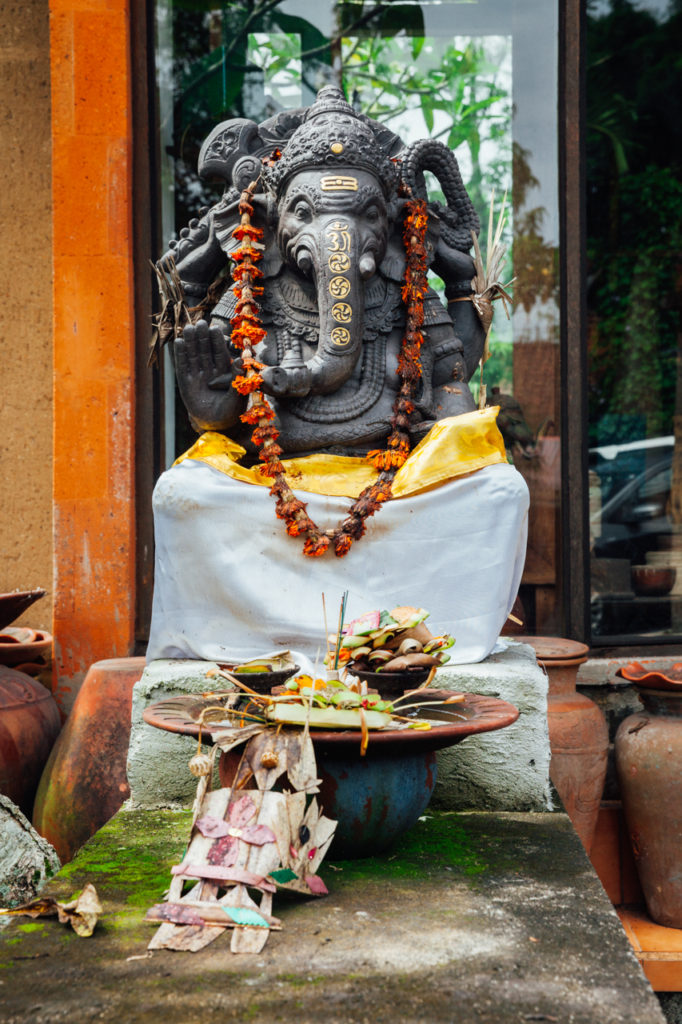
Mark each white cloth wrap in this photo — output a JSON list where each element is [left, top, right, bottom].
[[147, 459, 529, 669]]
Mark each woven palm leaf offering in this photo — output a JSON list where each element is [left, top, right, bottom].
[[146, 682, 335, 955], [325, 605, 455, 698], [146, 670, 465, 954]]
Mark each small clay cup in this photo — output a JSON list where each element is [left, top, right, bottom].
[[217, 662, 300, 694], [631, 565, 676, 597], [349, 665, 433, 699]]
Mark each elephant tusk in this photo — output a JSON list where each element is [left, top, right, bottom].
[[359, 253, 376, 279]]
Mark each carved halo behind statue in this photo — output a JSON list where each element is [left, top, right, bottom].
[[147, 86, 529, 668]]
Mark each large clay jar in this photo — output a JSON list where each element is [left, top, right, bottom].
[[33, 656, 145, 863], [518, 636, 608, 853], [615, 683, 682, 927], [0, 665, 61, 817]]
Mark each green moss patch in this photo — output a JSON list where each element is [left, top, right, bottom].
[[327, 811, 486, 882], [52, 808, 192, 910]]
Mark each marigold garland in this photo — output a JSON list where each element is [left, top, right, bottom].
[[228, 164, 429, 559]]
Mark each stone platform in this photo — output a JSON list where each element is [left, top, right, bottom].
[[127, 639, 551, 812], [0, 807, 664, 1023]]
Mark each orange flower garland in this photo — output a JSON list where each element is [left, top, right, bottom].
[[229, 165, 428, 559]]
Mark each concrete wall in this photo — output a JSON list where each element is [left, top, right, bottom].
[[0, 1, 53, 632]]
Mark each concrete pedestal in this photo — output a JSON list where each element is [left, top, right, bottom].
[[127, 639, 551, 812]]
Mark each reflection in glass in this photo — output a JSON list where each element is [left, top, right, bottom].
[[587, 0, 682, 640], [153, 0, 560, 632]]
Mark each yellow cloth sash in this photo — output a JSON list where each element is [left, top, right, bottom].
[[175, 406, 506, 499]]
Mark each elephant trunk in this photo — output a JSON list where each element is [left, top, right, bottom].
[[305, 220, 373, 395], [263, 219, 374, 399]]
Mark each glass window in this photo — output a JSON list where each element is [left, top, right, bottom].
[[153, 0, 560, 632], [587, 0, 682, 642]]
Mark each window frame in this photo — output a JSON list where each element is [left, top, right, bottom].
[[135, 0, 682, 653]]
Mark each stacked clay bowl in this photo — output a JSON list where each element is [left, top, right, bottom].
[[0, 626, 53, 678]]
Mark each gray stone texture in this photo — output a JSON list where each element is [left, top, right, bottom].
[[0, 807, 665, 1023], [0, 794, 60, 908], [127, 659, 224, 807], [432, 638, 552, 810]]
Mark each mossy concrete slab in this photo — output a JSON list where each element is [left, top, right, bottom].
[[0, 808, 664, 1024]]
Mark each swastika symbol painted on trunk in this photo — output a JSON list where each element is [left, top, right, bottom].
[[328, 276, 351, 299], [331, 303, 353, 323], [331, 327, 351, 347], [328, 252, 351, 273]]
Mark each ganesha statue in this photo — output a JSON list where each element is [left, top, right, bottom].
[[147, 86, 529, 668]]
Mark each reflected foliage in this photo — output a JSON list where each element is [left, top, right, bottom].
[[161, 1, 511, 245], [587, 0, 682, 446]]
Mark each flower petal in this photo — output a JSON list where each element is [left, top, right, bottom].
[[196, 816, 231, 839]]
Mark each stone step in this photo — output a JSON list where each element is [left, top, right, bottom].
[[0, 807, 665, 1023]]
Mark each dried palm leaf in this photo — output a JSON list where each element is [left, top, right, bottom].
[[148, 255, 192, 367], [470, 190, 515, 408]]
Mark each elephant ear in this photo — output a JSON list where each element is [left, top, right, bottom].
[[199, 118, 266, 192]]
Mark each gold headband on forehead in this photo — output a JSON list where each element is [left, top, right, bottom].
[[320, 175, 358, 192]]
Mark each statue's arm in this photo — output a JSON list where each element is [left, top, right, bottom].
[[445, 294, 486, 381], [173, 320, 246, 433], [424, 318, 477, 419], [160, 209, 226, 304]]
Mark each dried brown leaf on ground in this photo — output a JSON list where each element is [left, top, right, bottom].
[[0, 882, 103, 937]]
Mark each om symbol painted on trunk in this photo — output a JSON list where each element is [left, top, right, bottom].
[[326, 222, 351, 253]]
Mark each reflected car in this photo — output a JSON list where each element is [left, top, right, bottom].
[[592, 451, 673, 564]]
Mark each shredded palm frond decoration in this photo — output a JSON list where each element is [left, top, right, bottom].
[[148, 256, 192, 368], [470, 190, 515, 409]]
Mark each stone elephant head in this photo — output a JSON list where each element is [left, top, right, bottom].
[[156, 86, 485, 452]]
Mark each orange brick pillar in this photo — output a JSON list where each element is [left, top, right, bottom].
[[50, 0, 136, 712]]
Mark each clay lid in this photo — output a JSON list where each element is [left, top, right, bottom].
[[515, 635, 590, 663], [617, 661, 682, 691]]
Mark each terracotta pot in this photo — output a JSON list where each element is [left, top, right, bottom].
[[0, 626, 53, 679], [631, 564, 676, 597], [615, 685, 682, 927], [518, 636, 608, 853], [33, 656, 145, 862], [0, 665, 61, 817]]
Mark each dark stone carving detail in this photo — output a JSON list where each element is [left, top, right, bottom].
[[158, 87, 487, 457]]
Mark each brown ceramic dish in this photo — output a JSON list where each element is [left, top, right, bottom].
[[217, 662, 300, 694], [617, 661, 682, 691], [143, 689, 520, 756], [348, 665, 433, 698]]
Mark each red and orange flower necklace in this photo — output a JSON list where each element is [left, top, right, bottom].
[[229, 162, 427, 559]]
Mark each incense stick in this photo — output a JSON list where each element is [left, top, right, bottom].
[[333, 590, 348, 672], [321, 593, 332, 666]]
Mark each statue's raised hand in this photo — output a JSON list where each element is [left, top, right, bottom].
[[174, 320, 242, 432]]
